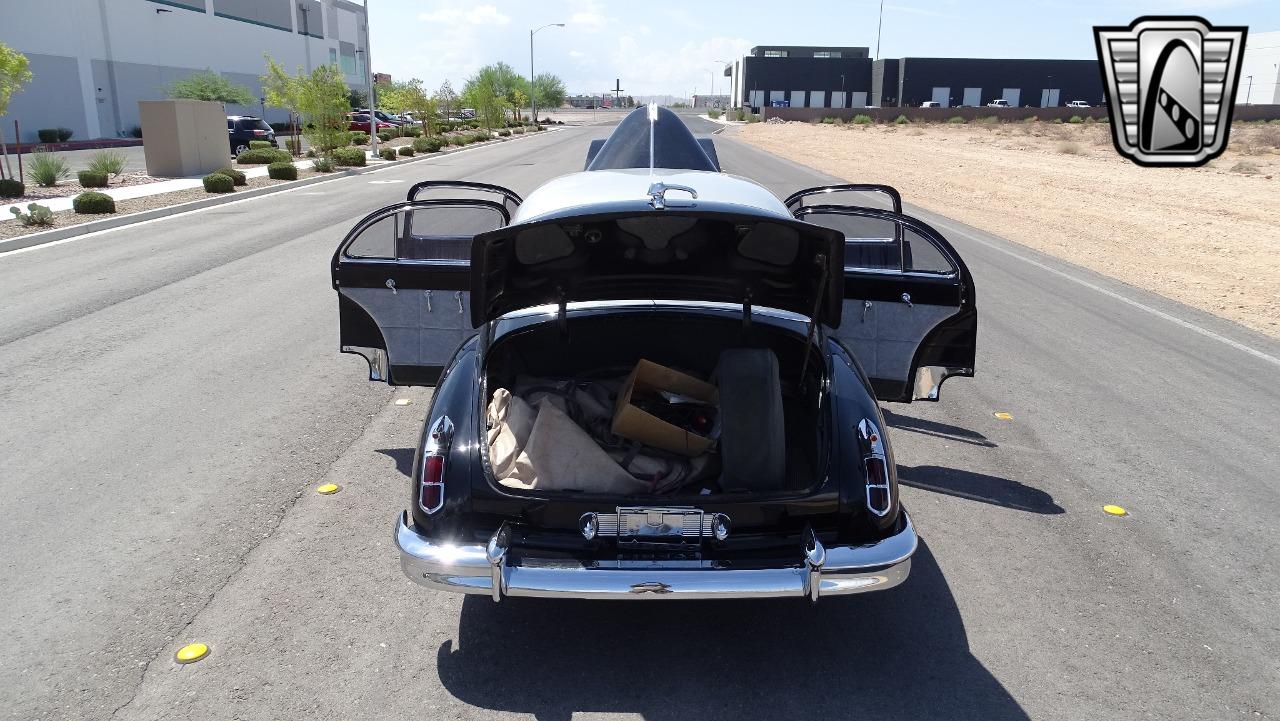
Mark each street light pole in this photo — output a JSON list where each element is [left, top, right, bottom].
[[359, 3, 376, 159], [529, 23, 565, 124], [1245, 75, 1253, 105]]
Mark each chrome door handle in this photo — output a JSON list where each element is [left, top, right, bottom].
[[862, 299, 872, 321], [900, 292, 912, 307], [455, 291, 464, 313], [424, 289, 432, 311], [385, 279, 396, 294]]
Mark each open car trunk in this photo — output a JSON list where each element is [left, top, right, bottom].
[[481, 309, 828, 502]]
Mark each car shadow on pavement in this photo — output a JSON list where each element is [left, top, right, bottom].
[[375, 447, 415, 477], [898, 464, 1064, 514], [882, 408, 997, 448], [435, 540, 1028, 721]]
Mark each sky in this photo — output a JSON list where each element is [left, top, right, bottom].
[[367, 0, 1279, 99]]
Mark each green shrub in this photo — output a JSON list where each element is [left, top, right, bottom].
[[312, 157, 334, 173], [9, 202, 55, 227], [531, 124, 545, 131], [86, 149, 127, 179], [72, 191, 115, 214], [1098, 115, 1110, 123], [57, 127, 73, 142], [213, 167, 246, 186], [285, 137, 303, 154], [0, 178, 24, 198], [852, 114, 874, 125], [821, 116, 837, 124], [512, 126, 525, 134], [1049, 117, 1064, 124], [28, 151, 71, 187], [37, 128, 59, 143], [893, 114, 910, 124], [413, 136, 445, 152], [947, 116, 967, 124], [202, 173, 234, 193], [77, 170, 108, 187], [734, 108, 747, 122], [379, 147, 397, 160], [332, 147, 366, 166], [745, 113, 761, 123], [377, 131, 392, 142], [349, 131, 369, 146], [498, 129, 511, 137], [1068, 115, 1084, 124], [708, 108, 722, 119], [402, 125, 422, 138], [305, 148, 317, 158], [267, 161, 298, 180], [236, 148, 291, 164], [248, 140, 273, 150], [471, 130, 492, 142], [398, 145, 415, 157], [448, 134, 469, 146], [128, 126, 143, 138]]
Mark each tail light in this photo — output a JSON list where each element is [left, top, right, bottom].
[[252, 129, 267, 136], [857, 419, 892, 517], [419, 416, 454, 514]]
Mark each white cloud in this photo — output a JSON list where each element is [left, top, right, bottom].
[[417, 4, 510, 26], [568, 50, 587, 58], [568, 0, 616, 32]]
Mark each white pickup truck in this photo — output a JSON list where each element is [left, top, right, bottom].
[[986, 99, 1011, 108]]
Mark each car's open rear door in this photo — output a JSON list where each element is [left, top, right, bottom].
[[793, 191, 976, 402], [332, 190, 518, 385]]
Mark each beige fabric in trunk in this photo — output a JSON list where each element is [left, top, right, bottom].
[[487, 388, 650, 494]]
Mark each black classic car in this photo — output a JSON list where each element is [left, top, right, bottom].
[[331, 106, 977, 601]]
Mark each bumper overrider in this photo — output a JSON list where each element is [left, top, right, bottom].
[[393, 511, 918, 601]]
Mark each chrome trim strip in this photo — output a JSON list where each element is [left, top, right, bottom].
[[394, 511, 917, 601]]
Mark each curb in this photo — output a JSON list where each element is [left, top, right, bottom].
[[0, 129, 559, 254]]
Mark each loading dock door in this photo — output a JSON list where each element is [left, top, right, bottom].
[[1002, 88, 1021, 107], [769, 90, 787, 106], [931, 87, 950, 107], [962, 87, 981, 107], [831, 91, 846, 109], [810, 91, 826, 108], [749, 90, 764, 109], [1040, 89, 1060, 107], [790, 90, 806, 108], [851, 91, 868, 108]]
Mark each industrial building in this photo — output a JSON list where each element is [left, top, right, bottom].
[[0, 0, 371, 143], [725, 45, 1104, 111]]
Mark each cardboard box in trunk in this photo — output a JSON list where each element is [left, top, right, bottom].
[[612, 359, 718, 457]]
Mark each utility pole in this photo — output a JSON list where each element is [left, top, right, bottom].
[[360, 2, 376, 158], [875, 0, 884, 60], [529, 23, 565, 123], [1245, 75, 1253, 105], [613, 78, 624, 110]]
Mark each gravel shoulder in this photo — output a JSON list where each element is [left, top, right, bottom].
[[736, 120, 1280, 338]]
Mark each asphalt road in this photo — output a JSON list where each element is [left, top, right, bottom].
[[1, 111, 1277, 721]]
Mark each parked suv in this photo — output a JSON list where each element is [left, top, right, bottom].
[[986, 99, 1011, 108], [920, 101, 942, 108], [1065, 100, 1092, 108], [227, 116, 276, 156]]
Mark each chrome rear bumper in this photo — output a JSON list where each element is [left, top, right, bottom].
[[394, 511, 917, 601]]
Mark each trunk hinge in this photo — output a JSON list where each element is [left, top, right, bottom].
[[557, 286, 569, 337], [798, 254, 829, 390], [742, 290, 753, 333]]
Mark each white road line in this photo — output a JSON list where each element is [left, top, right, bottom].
[[928, 216, 1280, 369], [0, 129, 563, 260]]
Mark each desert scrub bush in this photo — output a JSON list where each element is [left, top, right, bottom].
[[0, 178, 24, 198], [311, 157, 334, 172], [893, 114, 910, 124], [821, 116, 837, 124], [128, 125, 143, 138], [248, 140, 273, 150], [202, 173, 234, 193], [1022, 116, 1039, 123], [72, 191, 116, 213], [402, 126, 422, 138], [1049, 117, 1064, 124], [236, 148, 291, 164], [978, 116, 1000, 124], [471, 130, 492, 142], [852, 114, 874, 125], [37, 128, 59, 143], [708, 108, 721, 119], [77, 170, 108, 188], [57, 127, 73, 142], [9, 203, 55, 227], [947, 116, 966, 124], [1068, 115, 1084, 124], [377, 131, 392, 142], [378, 147, 397, 161], [447, 134, 468, 146], [734, 108, 747, 121], [412, 136, 444, 152], [348, 131, 369, 146], [86, 149, 127, 179], [498, 129, 511, 136], [28, 151, 71, 187], [331, 147, 366, 166], [398, 145, 414, 157], [745, 113, 761, 123], [214, 167, 247, 185], [1056, 141, 1085, 155], [267, 161, 298, 180], [1230, 161, 1261, 174]]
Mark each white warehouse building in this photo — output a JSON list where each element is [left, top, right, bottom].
[[0, 0, 371, 143]]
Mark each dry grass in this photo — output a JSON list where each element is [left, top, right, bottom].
[[737, 119, 1280, 337]]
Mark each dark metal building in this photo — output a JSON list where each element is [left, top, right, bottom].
[[727, 46, 1105, 111]]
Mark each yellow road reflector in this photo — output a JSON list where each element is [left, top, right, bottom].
[[175, 643, 209, 664], [993, 411, 1013, 420], [1103, 504, 1128, 517], [316, 483, 341, 495], [394, 398, 412, 406]]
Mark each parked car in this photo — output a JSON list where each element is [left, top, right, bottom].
[[347, 113, 395, 134], [920, 101, 942, 108], [986, 99, 1011, 108], [227, 116, 276, 156], [357, 108, 407, 126], [331, 106, 978, 602], [458, 108, 477, 119], [1066, 100, 1092, 108]]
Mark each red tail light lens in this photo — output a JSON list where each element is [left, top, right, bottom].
[[418, 416, 454, 514], [857, 418, 893, 517]]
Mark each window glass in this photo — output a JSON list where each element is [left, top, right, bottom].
[[345, 214, 396, 259], [401, 205, 505, 260], [802, 213, 901, 271], [763, 50, 788, 57], [904, 226, 955, 274]]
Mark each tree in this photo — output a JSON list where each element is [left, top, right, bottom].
[[462, 63, 528, 125], [0, 42, 33, 179], [460, 76, 506, 132], [347, 88, 368, 110], [295, 64, 351, 158], [261, 55, 303, 153], [511, 89, 528, 122], [434, 80, 457, 120], [167, 69, 254, 105], [532, 73, 566, 115]]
